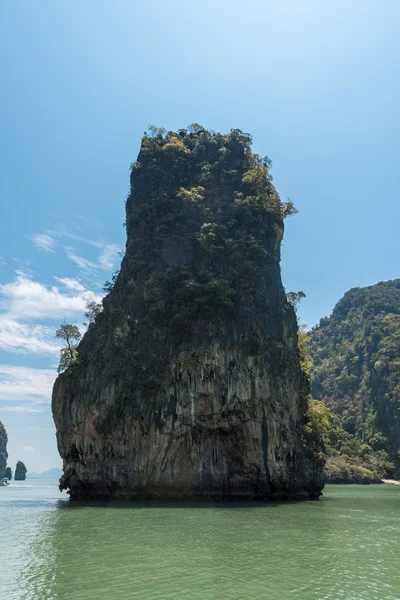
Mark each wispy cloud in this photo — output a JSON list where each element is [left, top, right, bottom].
[[0, 317, 59, 355], [10, 261, 34, 277], [31, 234, 56, 252], [65, 247, 98, 271], [0, 222, 122, 418], [61, 233, 123, 272], [0, 272, 102, 320], [53, 277, 85, 292], [0, 405, 42, 413], [0, 365, 56, 405], [61, 232, 104, 248], [22, 446, 36, 452], [99, 244, 122, 271]]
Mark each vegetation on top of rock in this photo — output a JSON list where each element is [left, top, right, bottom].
[[123, 125, 295, 340], [309, 280, 400, 478]]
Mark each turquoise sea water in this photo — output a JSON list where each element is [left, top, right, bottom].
[[0, 481, 399, 599]]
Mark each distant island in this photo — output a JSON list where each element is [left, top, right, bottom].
[[28, 468, 63, 480]]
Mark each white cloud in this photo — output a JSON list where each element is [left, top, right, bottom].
[[0, 365, 56, 405], [65, 247, 98, 271], [0, 272, 102, 320], [61, 233, 123, 272], [11, 264, 34, 278], [62, 232, 104, 248], [0, 257, 5, 269], [0, 317, 59, 355], [31, 234, 55, 252], [53, 277, 85, 292], [22, 446, 36, 452], [99, 244, 122, 271]]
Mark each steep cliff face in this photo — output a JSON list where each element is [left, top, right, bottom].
[[52, 127, 324, 500], [0, 421, 7, 479], [309, 280, 400, 476], [15, 461, 27, 481]]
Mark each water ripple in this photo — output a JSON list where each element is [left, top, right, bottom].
[[1, 483, 399, 600]]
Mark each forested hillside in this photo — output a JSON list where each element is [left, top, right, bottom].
[[309, 280, 400, 481]]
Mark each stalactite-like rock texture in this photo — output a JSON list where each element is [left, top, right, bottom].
[[52, 127, 324, 500]]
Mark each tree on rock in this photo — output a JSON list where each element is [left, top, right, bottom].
[[83, 302, 102, 327], [56, 323, 81, 373], [286, 290, 306, 313]]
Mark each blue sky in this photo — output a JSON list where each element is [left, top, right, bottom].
[[1, 0, 399, 472]]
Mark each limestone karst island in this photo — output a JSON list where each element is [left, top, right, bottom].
[[52, 127, 324, 501]]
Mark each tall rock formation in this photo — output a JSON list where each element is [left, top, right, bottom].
[[0, 421, 7, 478], [52, 127, 324, 500], [309, 280, 400, 476], [5, 467, 12, 480], [14, 461, 27, 481]]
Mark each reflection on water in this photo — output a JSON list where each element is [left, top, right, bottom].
[[1, 482, 400, 600]]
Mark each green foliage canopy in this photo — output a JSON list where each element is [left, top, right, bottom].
[[309, 280, 400, 475], [83, 301, 102, 327], [56, 323, 81, 373]]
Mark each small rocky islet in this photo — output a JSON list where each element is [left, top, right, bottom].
[[14, 461, 27, 481], [0, 422, 27, 481]]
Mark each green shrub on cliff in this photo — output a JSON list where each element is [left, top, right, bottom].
[[56, 324, 81, 373], [298, 329, 313, 376], [83, 302, 102, 327]]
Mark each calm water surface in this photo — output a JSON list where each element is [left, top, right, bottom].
[[0, 481, 399, 599]]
